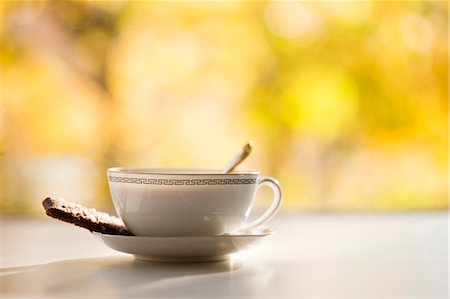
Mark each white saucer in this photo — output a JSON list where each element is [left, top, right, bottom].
[[93, 227, 274, 262]]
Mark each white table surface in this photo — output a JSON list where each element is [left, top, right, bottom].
[[0, 212, 448, 298]]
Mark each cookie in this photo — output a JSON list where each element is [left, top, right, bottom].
[[42, 197, 132, 235]]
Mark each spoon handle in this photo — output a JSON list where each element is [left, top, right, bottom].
[[223, 140, 254, 174]]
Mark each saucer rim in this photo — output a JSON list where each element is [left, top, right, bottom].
[[92, 227, 275, 239]]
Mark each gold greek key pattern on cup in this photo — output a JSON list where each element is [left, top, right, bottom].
[[109, 176, 257, 185]]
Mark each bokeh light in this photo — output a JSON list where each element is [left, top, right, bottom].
[[0, 1, 447, 214]]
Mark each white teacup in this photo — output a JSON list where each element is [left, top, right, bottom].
[[107, 168, 282, 236]]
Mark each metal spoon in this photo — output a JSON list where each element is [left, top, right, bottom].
[[223, 140, 254, 174]]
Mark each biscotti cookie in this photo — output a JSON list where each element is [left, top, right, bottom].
[[42, 197, 132, 235]]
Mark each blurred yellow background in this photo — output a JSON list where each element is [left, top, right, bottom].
[[0, 1, 447, 214]]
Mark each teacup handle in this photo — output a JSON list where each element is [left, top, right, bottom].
[[239, 176, 282, 232]]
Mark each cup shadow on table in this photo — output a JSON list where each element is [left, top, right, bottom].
[[0, 255, 273, 297]]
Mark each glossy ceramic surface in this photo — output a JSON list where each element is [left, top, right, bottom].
[[107, 168, 281, 236], [93, 227, 275, 262]]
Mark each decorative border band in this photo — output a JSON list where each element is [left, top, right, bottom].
[[109, 176, 257, 186]]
